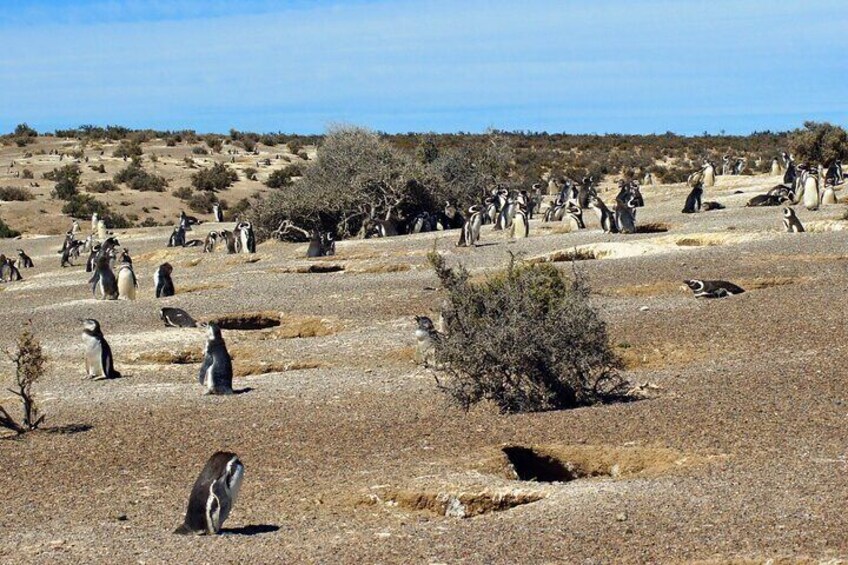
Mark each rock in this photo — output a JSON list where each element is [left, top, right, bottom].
[[616, 512, 628, 522], [117, 514, 128, 521]]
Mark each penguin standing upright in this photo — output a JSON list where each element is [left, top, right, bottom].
[[203, 231, 218, 253], [510, 204, 529, 239], [782, 207, 805, 233], [198, 323, 233, 395], [414, 316, 439, 367], [91, 213, 98, 233], [219, 230, 237, 254], [117, 260, 138, 300], [168, 225, 186, 248], [154, 263, 175, 298], [682, 182, 704, 214], [802, 168, 820, 211], [174, 452, 244, 535], [239, 222, 256, 253], [212, 203, 224, 222], [16, 249, 33, 268], [90, 254, 119, 300], [81, 319, 121, 379], [458, 205, 483, 247], [97, 220, 107, 241], [588, 195, 618, 233]]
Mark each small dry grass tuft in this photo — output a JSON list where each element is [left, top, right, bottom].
[[134, 350, 202, 365]]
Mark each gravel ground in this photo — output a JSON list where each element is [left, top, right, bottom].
[[1, 174, 848, 564]]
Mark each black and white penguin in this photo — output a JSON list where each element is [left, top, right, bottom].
[[219, 230, 237, 254], [179, 210, 200, 230], [117, 259, 138, 300], [782, 207, 805, 233], [458, 205, 484, 247], [510, 203, 529, 238], [154, 262, 175, 298], [174, 451, 244, 535], [681, 182, 703, 214], [81, 319, 121, 379], [238, 222, 256, 254], [615, 195, 637, 234], [0, 256, 22, 282], [414, 315, 439, 367], [203, 231, 218, 253], [198, 323, 233, 395], [90, 254, 119, 300], [588, 194, 618, 233], [307, 229, 326, 258], [160, 307, 198, 328], [684, 279, 745, 299], [168, 225, 186, 248], [16, 249, 33, 269], [212, 203, 224, 222]]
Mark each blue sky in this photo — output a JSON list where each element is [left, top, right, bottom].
[[1, 0, 846, 135]]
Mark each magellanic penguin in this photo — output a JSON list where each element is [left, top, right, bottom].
[[97, 219, 108, 241], [219, 230, 237, 254], [203, 231, 218, 253], [458, 205, 484, 247], [414, 316, 440, 367], [16, 249, 34, 268], [174, 452, 244, 535], [168, 225, 186, 248], [160, 307, 198, 328], [212, 203, 224, 222], [154, 263, 175, 298], [81, 319, 121, 379], [239, 222, 256, 253], [684, 279, 745, 299], [90, 212, 98, 233], [90, 254, 119, 300], [682, 182, 703, 213], [510, 204, 529, 239], [117, 260, 138, 300], [198, 323, 233, 395], [782, 207, 805, 233], [802, 168, 820, 211], [588, 194, 618, 233]]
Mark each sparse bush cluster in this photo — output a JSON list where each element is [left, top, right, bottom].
[[114, 162, 168, 192], [191, 146, 209, 155], [86, 180, 119, 193], [789, 121, 848, 165], [264, 163, 304, 188], [0, 186, 34, 201], [62, 194, 132, 228], [428, 254, 628, 413], [191, 162, 237, 192], [46, 164, 82, 200], [0, 325, 46, 435], [111, 139, 143, 158], [0, 216, 21, 238]]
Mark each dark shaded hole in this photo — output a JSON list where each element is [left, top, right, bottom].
[[213, 313, 281, 330], [307, 264, 344, 273], [636, 223, 670, 234], [222, 524, 280, 536], [503, 446, 580, 482]]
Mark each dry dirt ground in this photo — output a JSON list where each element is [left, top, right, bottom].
[[2, 171, 848, 564]]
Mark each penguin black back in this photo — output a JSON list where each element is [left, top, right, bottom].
[[174, 451, 244, 535]]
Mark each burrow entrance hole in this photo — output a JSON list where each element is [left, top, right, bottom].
[[502, 446, 585, 482], [636, 223, 670, 234], [545, 248, 602, 262], [212, 312, 281, 331]]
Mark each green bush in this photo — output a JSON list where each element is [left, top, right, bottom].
[[172, 186, 194, 200], [191, 162, 237, 192], [243, 167, 258, 181], [46, 164, 82, 200], [428, 254, 628, 413], [789, 122, 848, 165], [61, 195, 132, 228], [112, 139, 143, 158], [186, 191, 218, 213], [191, 146, 209, 155], [21, 169, 33, 179], [264, 164, 303, 188], [86, 180, 119, 193], [114, 163, 167, 192], [0, 216, 21, 238], [0, 186, 34, 201], [205, 137, 223, 153]]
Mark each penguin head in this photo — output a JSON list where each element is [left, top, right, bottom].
[[782, 207, 794, 218], [81, 318, 101, 333], [415, 316, 435, 332], [206, 322, 223, 341], [684, 280, 704, 293], [159, 262, 173, 275]]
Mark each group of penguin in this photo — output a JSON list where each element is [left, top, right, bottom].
[[169, 206, 257, 254], [0, 248, 32, 282], [542, 177, 644, 235]]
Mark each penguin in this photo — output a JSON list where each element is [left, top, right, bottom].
[[782, 207, 805, 233], [180, 211, 200, 230], [307, 229, 326, 258], [117, 248, 133, 267], [802, 168, 820, 211], [681, 182, 703, 213], [458, 205, 483, 247], [91, 212, 98, 233], [821, 185, 837, 205], [702, 161, 716, 187], [615, 195, 637, 234], [85, 245, 100, 273], [510, 204, 529, 238], [16, 249, 33, 268], [154, 263, 175, 298], [168, 225, 186, 248], [174, 451, 244, 535], [321, 231, 336, 257], [160, 307, 198, 328], [238, 222, 256, 253], [0, 256, 22, 282], [588, 194, 618, 233], [81, 319, 121, 379], [90, 254, 119, 300], [684, 279, 745, 299], [702, 201, 725, 211], [414, 316, 439, 367], [71, 220, 81, 235], [203, 231, 218, 253], [97, 219, 107, 241], [198, 323, 233, 395], [212, 203, 224, 222], [117, 260, 138, 300], [219, 230, 237, 254], [770, 157, 781, 176]]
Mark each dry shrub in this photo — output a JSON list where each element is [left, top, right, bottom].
[[0, 325, 46, 434], [429, 253, 628, 413]]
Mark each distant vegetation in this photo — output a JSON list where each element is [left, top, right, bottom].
[[113, 161, 168, 192], [61, 194, 131, 228], [191, 162, 237, 192], [0, 216, 21, 238], [0, 186, 34, 201]]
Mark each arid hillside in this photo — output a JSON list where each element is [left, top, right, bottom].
[[1, 168, 848, 563]]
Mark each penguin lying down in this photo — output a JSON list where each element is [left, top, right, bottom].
[[684, 279, 745, 299]]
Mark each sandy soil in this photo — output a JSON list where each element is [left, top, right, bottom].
[[1, 170, 848, 564]]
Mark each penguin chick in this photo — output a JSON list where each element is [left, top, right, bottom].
[[414, 316, 440, 367], [81, 319, 121, 379], [174, 452, 244, 535], [684, 279, 745, 299]]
